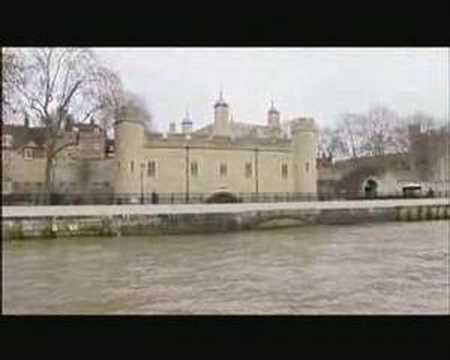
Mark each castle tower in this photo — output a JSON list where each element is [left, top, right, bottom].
[[290, 117, 319, 195], [267, 100, 280, 129], [169, 121, 176, 134], [113, 103, 146, 196], [181, 110, 193, 135], [213, 90, 231, 137], [267, 99, 281, 138]]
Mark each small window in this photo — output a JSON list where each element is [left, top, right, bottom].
[[305, 162, 310, 173], [2, 134, 12, 148], [93, 182, 103, 189], [117, 161, 120, 169], [130, 160, 134, 173], [191, 161, 198, 177], [147, 160, 156, 177], [13, 182, 21, 192], [24, 148, 33, 160], [3, 180, 12, 193], [219, 162, 227, 177], [281, 164, 288, 179], [245, 162, 252, 178]]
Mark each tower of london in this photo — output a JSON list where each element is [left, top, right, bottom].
[[113, 92, 319, 201]]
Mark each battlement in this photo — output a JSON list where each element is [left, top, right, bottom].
[[289, 118, 318, 133]]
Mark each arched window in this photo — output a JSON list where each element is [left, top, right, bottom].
[[305, 162, 310, 173], [24, 148, 33, 160], [148, 160, 156, 177], [219, 162, 227, 177], [245, 162, 252, 178], [130, 160, 134, 173], [281, 164, 288, 179], [191, 161, 198, 177]]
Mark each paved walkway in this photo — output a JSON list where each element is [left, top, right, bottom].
[[2, 198, 448, 218]]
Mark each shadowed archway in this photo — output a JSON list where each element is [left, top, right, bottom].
[[205, 190, 240, 203], [363, 178, 378, 198]]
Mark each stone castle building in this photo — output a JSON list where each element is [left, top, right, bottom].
[[2, 92, 319, 202], [4, 91, 445, 202], [2, 116, 114, 196], [114, 92, 319, 201]]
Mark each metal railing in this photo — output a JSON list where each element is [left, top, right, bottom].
[[1, 190, 449, 206]]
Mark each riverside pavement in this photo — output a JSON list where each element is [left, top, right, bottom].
[[2, 198, 449, 219]]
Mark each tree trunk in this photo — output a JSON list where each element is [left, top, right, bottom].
[[45, 155, 54, 204]]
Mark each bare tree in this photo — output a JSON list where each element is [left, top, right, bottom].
[[11, 47, 124, 195], [1, 48, 25, 120], [337, 113, 366, 158], [391, 111, 439, 154], [406, 111, 436, 133], [328, 106, 442, 162], [319, 126, 349, 159], [335, 106, 425, 158], [390, 120, 411, 153], [119, 91, 154, 134], [359, 106, 400, 156]]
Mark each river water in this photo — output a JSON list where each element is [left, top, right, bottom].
[[2, 221, 449, 314]]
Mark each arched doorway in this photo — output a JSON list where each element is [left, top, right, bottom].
[[363, 179, 378, 198], [205, 190, 240, 203]]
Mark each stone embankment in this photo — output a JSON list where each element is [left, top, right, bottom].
[[2, 198, 449, 240]]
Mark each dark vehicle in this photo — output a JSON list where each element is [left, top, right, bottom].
[[402, 183, 422, 198]]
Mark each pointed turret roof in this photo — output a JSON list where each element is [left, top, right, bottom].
[[182, 108, 193, 125], [268, 99, 279, 114], [214, 89, 229, 108]]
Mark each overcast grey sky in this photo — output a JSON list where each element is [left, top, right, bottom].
[[95, 48, 448, 131]]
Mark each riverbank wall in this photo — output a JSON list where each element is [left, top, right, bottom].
[[2, 199, 449, 240]]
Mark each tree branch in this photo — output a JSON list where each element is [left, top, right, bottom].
[[49, 139, 77, 160], [43, 49, 53, 112], [61, 79, 83, 111], [81, 104, 104, 123], [49, 49, 69, 96]]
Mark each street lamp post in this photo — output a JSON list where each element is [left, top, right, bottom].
[[140, 162, 145, 204]]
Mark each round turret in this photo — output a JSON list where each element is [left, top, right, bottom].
[[213, 90, 231, 137], [113, 105, 146, 196], [267, 100, 281, 129], [290, 117, 319, 195], [181, 110, 193, 134]]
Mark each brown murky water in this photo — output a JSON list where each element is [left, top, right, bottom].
[[2, 221, 449, 314]]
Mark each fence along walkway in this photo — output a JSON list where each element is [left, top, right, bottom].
[[2, 198, 449, 219], [3, 190, 449, 206]]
